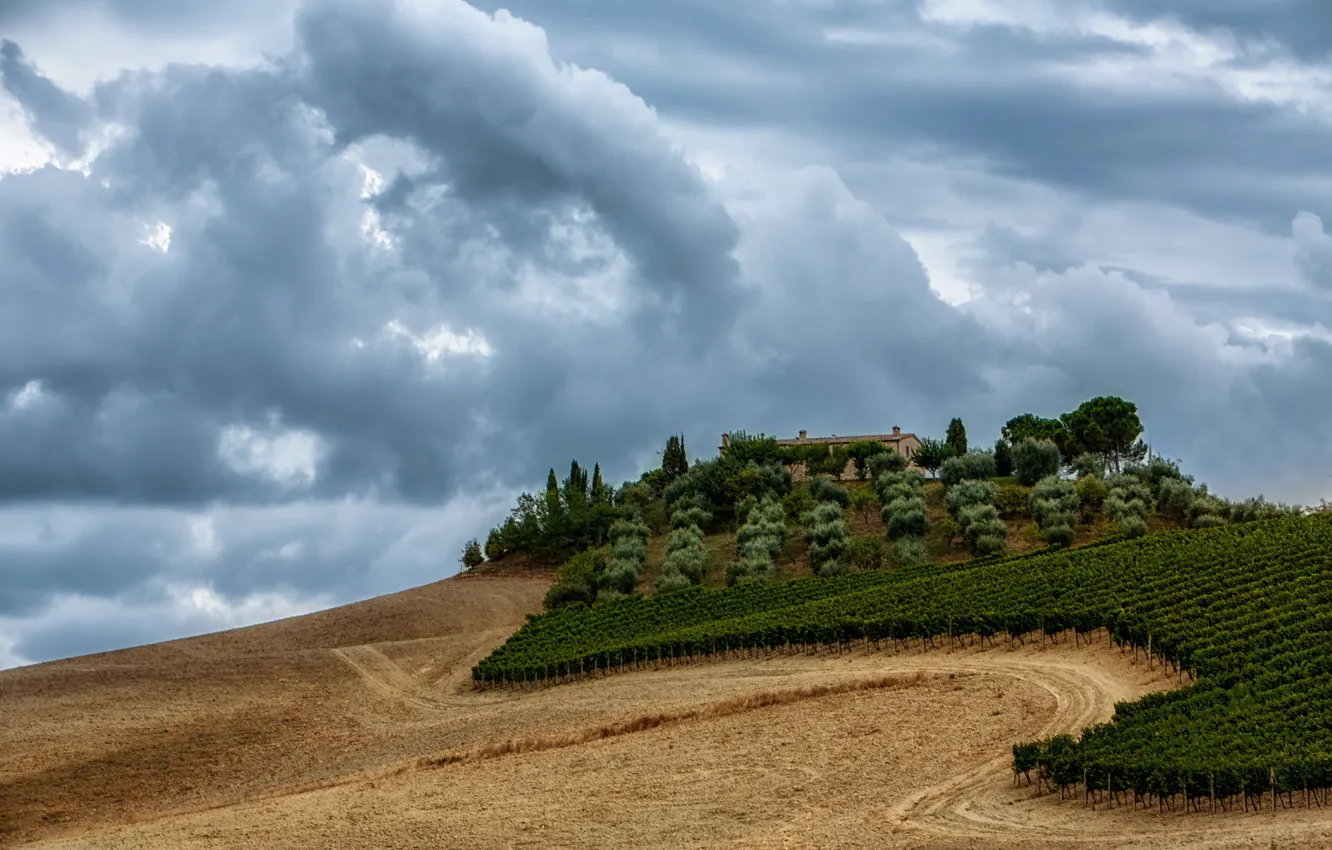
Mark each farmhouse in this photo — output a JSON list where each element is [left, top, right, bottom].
[[720, 427, 921, 481]]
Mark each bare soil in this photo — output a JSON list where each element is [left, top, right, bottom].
[[5, 573, 1332, 849]]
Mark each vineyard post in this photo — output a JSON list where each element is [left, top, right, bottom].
[[1210, 772, 1215, 814], [1271, 766, 1276, 816], [1147, 631, 1152, 669]]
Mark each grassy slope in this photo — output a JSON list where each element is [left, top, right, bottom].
[[638, 478, 1187, 591]]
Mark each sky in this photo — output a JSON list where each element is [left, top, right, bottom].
[[1, 0, 1330, 667]]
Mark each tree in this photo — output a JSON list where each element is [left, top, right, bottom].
[[847, 440, 889, 480], [913, 437, 953, 479], [849, 486, 877, 524], [1001, 413, 1065, 447], [460, 538, 484, 571], [945, 418, 968, 456], [662, 435, 689, 481], [994, 438, 1013, 477], [939, 451, 996, 487], [484, 527, 506, 561], [1012, 438, 1061, 486], [590, 463, 607, 505], [1059, 396, 1145, 473]]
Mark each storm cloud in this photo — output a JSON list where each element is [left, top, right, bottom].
[[1, 0, 1329, 665]]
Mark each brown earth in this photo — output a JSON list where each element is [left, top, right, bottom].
[[5, 572, 1332, 849]]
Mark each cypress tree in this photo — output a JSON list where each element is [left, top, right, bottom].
[[946, 418, 968, 456], [591, 463, 606, 504], [663, 434, 689, 481]]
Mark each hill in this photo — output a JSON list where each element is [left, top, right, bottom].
[[7, 537, 1332, 848]]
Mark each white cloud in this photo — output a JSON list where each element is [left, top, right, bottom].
[[139, 220, 172, 253], [7, 379, 46, 411], [383, 319, 495, 359], [217, 423, 323, 486]]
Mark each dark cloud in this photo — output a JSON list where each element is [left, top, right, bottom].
[[0, 40, 93, 157]]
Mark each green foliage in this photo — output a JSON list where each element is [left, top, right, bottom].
[[993, 438, 1014, 477], [656, 494, 713, 592], [727, 497, 786, 587], [1059, 396, 1145, 472], [662, 434, 690, 482], [722, 431, 786, 468], [1105, 473, 1152, 533], [994, 484, 1031, 520], [808, 475, 850, 507], [945, 479, 998, 519], [1156, 477, 1195, 521], [1042, 523, 1075, 548], [542, 546, 610, 610], [848, 486, 877, 524], [782, 487, 815, 523], [488, 509, 1332, 816], [886, 504, 930, 540], [959, 503, 1008, 556], [912, 437, 953, 479], [1071, 453, 1107, 480], [1030, 476, 1080, 530], [484, 527, 506, 561], [868, 451, 908, 478], [1012, 438, 1061, 486], [843, 535, 886, 570], [1075, 475, 1108, 523], [805, 444, 853, 478], [847, 440, 889, 480], [488, 458, 622, 563], [889, 535, 930, 568], [460, 538, 484, 571], [1001, 413, 1066, 448], [945, 417, 968, 456], [939, 451, 997, 487], [1125, 456, 1188, 494], [804, 500, 850, 576]]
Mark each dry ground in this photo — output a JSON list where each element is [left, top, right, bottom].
[[5, 573, 1332, 849]]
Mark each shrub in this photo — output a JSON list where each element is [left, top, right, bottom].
[[1191, 513, 1228, 529], [654, 570, 693, 594], [610, 535, 647, 564], [1230, 496, 1299, 524], [1030, 476, 1079, 530], [843, 535, 886, 570], [868, 451, 908, 478], [1156, 477, 1195, 521], [1070, 453, 1106, 480], [959, 503, 1008, 557], [804, 501, 850, 575], [994, 484, 1030, 519], [1042, 523, 1075, 548], [1124, 456, 1189, 494], [1118, 515, 1148, 538], [890, 536, 930, 568], [1012, 438, 1061, 486], [939, 451, 997, 487], [1075, 476, 1107, 522], [808, 475, 851, 507], [945, 479, 998, 518], [600, 558, 641, 594], [782, 487, 815, 523], [887, 505, 930, 540]]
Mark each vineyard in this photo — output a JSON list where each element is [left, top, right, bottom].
[[475, 516, 1332, 813]]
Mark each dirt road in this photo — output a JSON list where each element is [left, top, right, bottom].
[[6, 574, 1332, 849]]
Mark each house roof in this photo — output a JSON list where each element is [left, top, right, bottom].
[[774, 432, 918, 446]]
